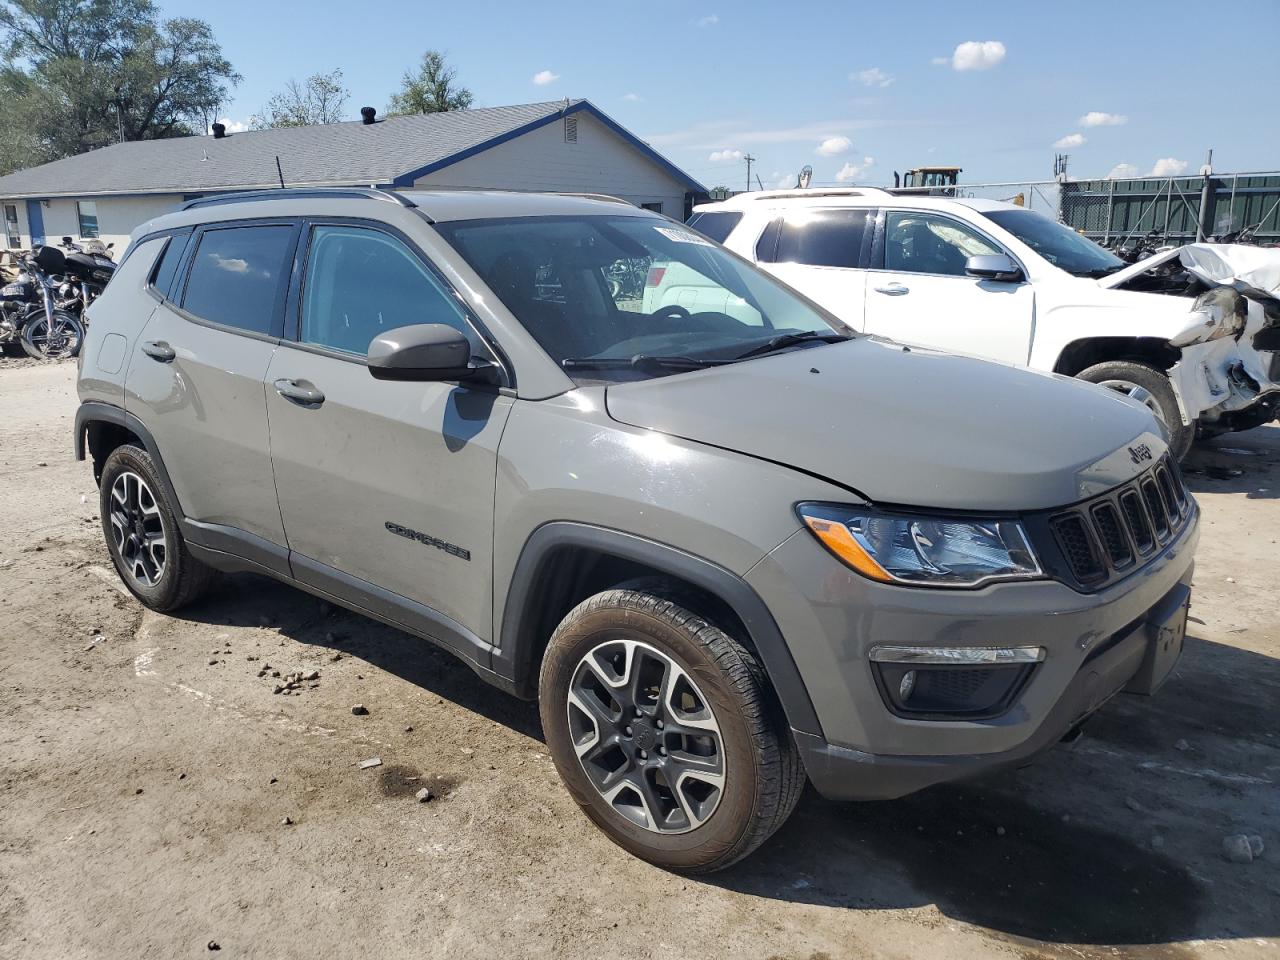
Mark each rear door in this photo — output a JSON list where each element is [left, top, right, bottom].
[[265, 220, 513, 649], [754, 207, 872, 328], [861, 209, 1034, 364], [125, 219, 299, 567]]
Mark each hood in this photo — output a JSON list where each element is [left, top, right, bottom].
[[604, 338, 1164, 512]]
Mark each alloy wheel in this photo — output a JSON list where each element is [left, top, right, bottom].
[[1098, 378, 1168, 430], [108, 471, 167, 587], [567, 637, 725, 834], [25, 316, 80, 358]]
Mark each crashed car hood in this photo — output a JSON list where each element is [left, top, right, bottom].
[[605, 338, 1164, 512]]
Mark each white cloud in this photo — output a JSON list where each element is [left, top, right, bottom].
[[209, 117, 248, 134], [1080, 111, 1127, 127], [950, 40, 1006, 71], [835, 156, 875, 183], [1106, 163, 1139, 179], [852, 67, 893, 88], [1150, 157, 1188, 177], [1054, 133, 1085, 149], [708, 149, 743, 163], [532, 70, 559, 86], [696, 13, 719, 26], [622, 92, 643, 102], [772, 171, 795, 188], [815, 135, 852, 157]]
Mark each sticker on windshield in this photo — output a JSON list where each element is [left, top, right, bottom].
[[656, 226, 713, 246]]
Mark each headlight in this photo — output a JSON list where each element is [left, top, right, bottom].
[[797, 503, 1043, 588]]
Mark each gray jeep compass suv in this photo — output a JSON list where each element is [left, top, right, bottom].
[[75, 188, 1198, 873]]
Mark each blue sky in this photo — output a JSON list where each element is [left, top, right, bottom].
[[165, 0, 1279, 189]]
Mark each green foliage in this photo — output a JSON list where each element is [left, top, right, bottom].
[[251, 68, 348, 129], [0, 0, 238, 175], [386, 50, 473, 116]]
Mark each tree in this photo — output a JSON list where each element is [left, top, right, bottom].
[[252, 68, 348, 128], [0, 0, 239, 173], [387, 50, 473, 116]]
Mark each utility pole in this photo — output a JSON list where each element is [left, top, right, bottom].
[[744, 154, 756, 192]]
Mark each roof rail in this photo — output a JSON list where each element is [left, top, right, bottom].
[[556, 192, 632, 205], [181, 187, 416, 211], [735, 187, 892, 201]]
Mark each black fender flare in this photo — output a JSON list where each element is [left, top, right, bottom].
[[497, 521, 822, 738], [75, 401, 185, 515]]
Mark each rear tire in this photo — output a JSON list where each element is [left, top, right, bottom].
[[539, 584, 805, 874], [99, 444, 215, 611], [1076, 360, 1193, 459]]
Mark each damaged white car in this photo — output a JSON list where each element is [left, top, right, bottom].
[[686, 191, 1280, 457]]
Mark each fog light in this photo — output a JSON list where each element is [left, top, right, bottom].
[[898, 670, 917, 703]]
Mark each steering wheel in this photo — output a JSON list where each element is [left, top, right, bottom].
[[651, 305, 691, 322]]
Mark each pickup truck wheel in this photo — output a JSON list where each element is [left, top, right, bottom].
[[1076, 360, 1193, 459], [99, 444, 215, 611], [539, 586, 804, 874]]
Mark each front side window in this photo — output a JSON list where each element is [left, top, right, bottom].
[[433, 214, 849, 381], [77, 201, 99, 238], [4, 204, 19, 248], [980, 208, 1124, 278], [883, 211, 1000, 277], [773, 208, 869, 268], [181, 224, 295, 335], [300, 225, 472, 356]]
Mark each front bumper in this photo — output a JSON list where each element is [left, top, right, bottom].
[[745, 505, 1198, 800]]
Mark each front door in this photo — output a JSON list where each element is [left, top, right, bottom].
[[862, 210, 1034, 365], [265, 222, 513, 648], [126, 220, 299, 560]]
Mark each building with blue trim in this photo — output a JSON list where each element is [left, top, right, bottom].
[[0, 100, 706, 254]]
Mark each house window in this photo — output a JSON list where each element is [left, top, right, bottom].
[[77, 200, 99, 238], [3, 204, 19, 249], [640, 202, 662, 214], [564, 116, 578, 143]]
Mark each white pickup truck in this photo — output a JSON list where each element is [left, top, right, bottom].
[[671, 188, 1280, 457]]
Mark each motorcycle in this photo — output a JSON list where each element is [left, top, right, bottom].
[[0, 246, 85, 359], [54, 236, 117, 319]]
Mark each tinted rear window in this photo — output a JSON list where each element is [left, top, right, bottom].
[[181, 225, 295, 335], [773, 209, 869, 268], [686, 211, 743, 244]]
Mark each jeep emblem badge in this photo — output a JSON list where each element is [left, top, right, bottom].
[[1128, 443, 1153, 465]]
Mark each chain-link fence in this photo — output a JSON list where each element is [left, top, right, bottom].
[[948, 171, 1280, 253]]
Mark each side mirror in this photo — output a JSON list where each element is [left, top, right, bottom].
[[965, 254, 1023, 283], [367, 323, 487, 382]]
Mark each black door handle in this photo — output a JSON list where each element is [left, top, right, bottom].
[[141, 340, 175, 362], [273, 378, 325, 405]]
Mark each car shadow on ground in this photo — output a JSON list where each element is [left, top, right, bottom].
[[707, 632, 1280, 948], [1182, 423, 1280, 500], [174, 572, 545, 742], [171, 575, 1278, 950]]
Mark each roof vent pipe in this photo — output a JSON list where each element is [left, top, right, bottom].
[[211, 122, 226, 139], [360, 107, 376, 125]]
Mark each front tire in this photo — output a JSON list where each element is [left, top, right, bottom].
[[1076, 360, 1193, 459], [539, 584, 804, 873], [20, 309, 83, 359], [99, 444, 214, 611]]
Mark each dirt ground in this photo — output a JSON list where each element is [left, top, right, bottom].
[[0, 358, 1276, 960]]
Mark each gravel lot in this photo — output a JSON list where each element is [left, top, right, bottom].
[[1, 358, 1277, 960]]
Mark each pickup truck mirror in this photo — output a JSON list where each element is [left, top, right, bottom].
[[367, 323, 489, 382], [965, 254, 1023, 283]]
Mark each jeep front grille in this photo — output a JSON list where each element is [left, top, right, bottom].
[[1036, 456, 1193, 591]]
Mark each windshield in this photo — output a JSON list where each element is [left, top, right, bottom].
[[980, 208, 1124, 278], [433, 214, 848, 381]]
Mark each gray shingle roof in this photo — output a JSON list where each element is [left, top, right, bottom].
[[0, 101, 580, 198]]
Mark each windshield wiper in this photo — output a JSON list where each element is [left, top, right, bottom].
[[561, 355, 728, 372], [730, 330, 850, 361]]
